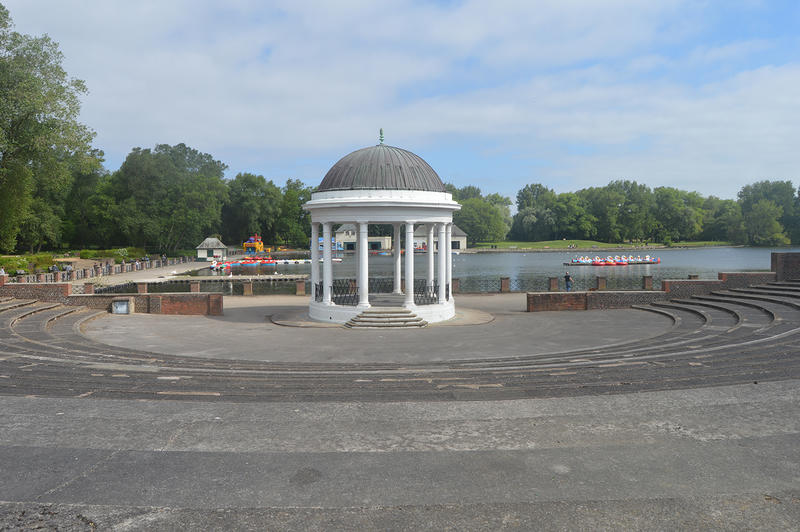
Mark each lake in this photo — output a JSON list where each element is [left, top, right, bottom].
[[199, 246, 800, 292]]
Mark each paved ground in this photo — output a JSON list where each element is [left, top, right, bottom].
[[1, 381, 798, 530], [71, 260, 202, 286], [83, 294, 672, 363], [2, 292, 800, 529]]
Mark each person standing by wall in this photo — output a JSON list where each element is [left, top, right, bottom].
[[564, 272, 573, 292]]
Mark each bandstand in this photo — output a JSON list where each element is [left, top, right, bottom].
[[303, 143, 461, 324]]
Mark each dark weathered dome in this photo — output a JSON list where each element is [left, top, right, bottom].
[[318, 144, 445, 192]]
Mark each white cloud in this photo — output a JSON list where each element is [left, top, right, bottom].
[[3, 0, 798, 199]]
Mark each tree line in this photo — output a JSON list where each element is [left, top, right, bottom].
[[2, 4, 798, 255], [448, 180, 799, 246]]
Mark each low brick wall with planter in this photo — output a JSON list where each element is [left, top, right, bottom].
[[0, 282, 222, 316]]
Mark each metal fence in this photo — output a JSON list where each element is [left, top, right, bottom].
[[331, 279, 358, 306], [457, 277, 502, 293], [413, 279, 439, 305]]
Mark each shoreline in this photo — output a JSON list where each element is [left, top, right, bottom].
[[467, 244, 744, 254]]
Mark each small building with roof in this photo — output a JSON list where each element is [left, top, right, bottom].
[[413, 223, 468, 250], [196, 237, 228, 261], [303, 139, 461, 324], [334, 223, 392, 251]]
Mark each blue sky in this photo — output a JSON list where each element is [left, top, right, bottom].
[[4, 0, 799, 201]]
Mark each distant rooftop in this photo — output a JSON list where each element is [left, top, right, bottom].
[[196, 237, 226, 249]]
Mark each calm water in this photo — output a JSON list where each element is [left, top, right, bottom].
[[200, 246, 800, 292]]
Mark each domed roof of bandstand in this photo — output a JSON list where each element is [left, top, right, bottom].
[[317, 144, 446, 193]]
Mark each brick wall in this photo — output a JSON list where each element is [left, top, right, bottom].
[[661, 279, 724, 299], [527, 292, 586, 311], [527, 290, 671, 311], [772, 253, 800, 281], [0, 284, 222, 316], [586, 291, 669, 310], [0, 283, 73, 301], [160, 293, 223, 316], [718, 272, 775, 288], [64, 293, 222, 316]]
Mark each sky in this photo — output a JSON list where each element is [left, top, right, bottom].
[[4, 0, 800, 201]]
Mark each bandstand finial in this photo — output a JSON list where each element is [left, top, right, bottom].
[[379, 128, 384, 144]]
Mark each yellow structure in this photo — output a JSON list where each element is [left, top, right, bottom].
[[243, 235, 264, 255]]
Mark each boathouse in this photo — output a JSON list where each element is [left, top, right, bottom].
[[196, 237, 228, 262]]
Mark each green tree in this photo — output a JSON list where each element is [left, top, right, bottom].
[[454, 197, 508, 244], [552, 192, 597, 240], [221, 173, 281, 245], [445, 184, 482, 202], [511, 183, 557, 240], [699, 196, 745, 243], [0, 5, 94, 251], [653, 187, 703, 243], [606, 180, 656, 242], [61, 150, 107, 248], [275, 179, 312, 247], [108, 144, 228, 252], [577, 186, 625, 243], [484, 192, 513, 234], [738, 181, 797, 243], [743, 199, 789, 245]]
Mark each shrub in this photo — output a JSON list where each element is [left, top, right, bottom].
[[0, 256, 29, 274]]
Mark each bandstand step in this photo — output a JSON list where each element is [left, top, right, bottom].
[[345, 307, 428, 328]]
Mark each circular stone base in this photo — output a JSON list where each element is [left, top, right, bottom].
[[308, 299, 455, 324]]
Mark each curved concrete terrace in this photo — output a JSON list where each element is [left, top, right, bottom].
[[82, 294, 673, 363], [1, 284, 800, 529]]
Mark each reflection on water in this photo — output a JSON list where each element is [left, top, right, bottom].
[[194, 247, 800, 291]]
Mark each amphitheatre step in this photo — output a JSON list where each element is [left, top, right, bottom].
[[11, 305, 84, 335], [764, 282, 800, 291], [668, 299, 741, 329], [0, 301, 61, 329], [0, 298, 37, 312]]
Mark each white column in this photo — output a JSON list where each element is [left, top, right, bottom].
[[427, 224, 435, 287], [404, 222, 415, 307], [437, 222, 447, 304], [358, 222, 370, 307], [322, 222, 333, 305], [310, 222, 319, 300], [393, 223, 402, 293], [446, 223, 453, 300]]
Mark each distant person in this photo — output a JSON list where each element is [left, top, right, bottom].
[[564, 272, 573, 292], [0, 267, 5, 276]]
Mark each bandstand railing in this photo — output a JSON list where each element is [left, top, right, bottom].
[[413, 279, 439, 305], [331, 279, 358, 306]]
